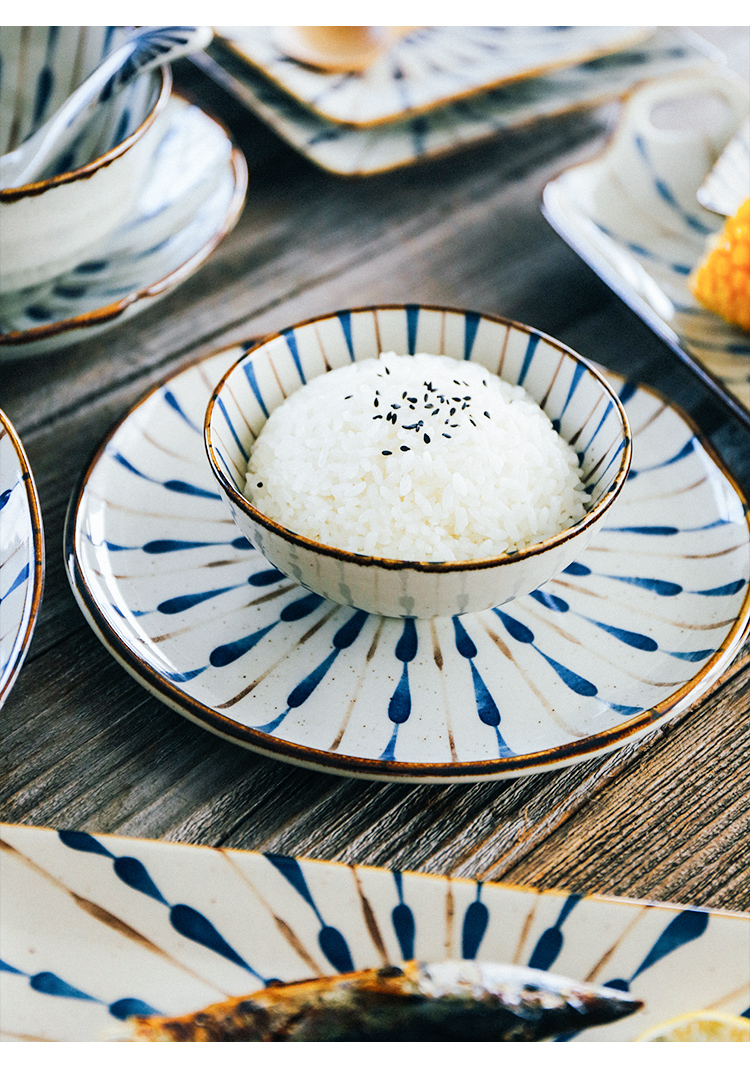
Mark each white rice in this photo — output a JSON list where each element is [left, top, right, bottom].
[[244, 352, 587, 561]]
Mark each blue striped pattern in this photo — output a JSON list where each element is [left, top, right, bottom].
[[64, 333, 750, 780], [0, 414, 44, 709], [1, 822, 746, 1041], [543, 70, 750, 421]]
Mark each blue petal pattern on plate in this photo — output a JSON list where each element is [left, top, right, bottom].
[[216, 26, 653, 127], [0, 823, 748, 1041], [64, 310, 750, 783], [197, 29, 720, 177], [543, 70, 750, 424], [0, 94, 247, 361], [0, 411, 44, 709]]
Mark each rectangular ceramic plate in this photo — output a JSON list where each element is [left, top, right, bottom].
[[194, 29, 721, 177], [1, 823, 748, 1041]]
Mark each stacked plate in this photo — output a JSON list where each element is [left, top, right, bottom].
[[197, 26, 724, 177]]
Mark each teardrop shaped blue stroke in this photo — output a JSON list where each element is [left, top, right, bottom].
[[0, 563, 29, 602], [463, 311, 481, 359], [389, 619, 417, 724], [169, 904, 262, 977], [518, 333, 540, 385], [527, 894, 581, 971], [264, 854, 354, 973], [605, 908, 710, 992], [695, 579, 746, 596], [210, 621, 279, 667], [282, 329, 305, 381], [530, 589, 569, 613], [462, 885, 489, 960], [216, 396, 250, 460], [249, 568, 286, 587], [241, 357, 269, 417], [405, 305, 420, 354], [31, 971, 97, 1001], [109, 997, 160, 1020], [109, 450, 220, 500], [453, 617, 511, 751], [163, 389, 200, 432], [59, 832, 264, 980], [159, 583, 240, 615], [587, 619, 658, 652], [391, 871, 415, 960], [337, 311, 354, 359], [494, 609, 598, 697]]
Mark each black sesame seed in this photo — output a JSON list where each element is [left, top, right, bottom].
[[374, 398, 379, 407], [449, 407, 456, 416], [385, 367, 390, 374], [382, 450, 392, 456], [257, 482, 263, 487], [431, 408, 439, 415], [400, 445, 410, 452], [423, 434, 431, 444], [344, 395, 353, 400], [442, 433, 451, 439], [470, 418, 476, 426], [373, 414, 383, 419], [407, 396, 417, 403], [391, 403, 400, 410], [484, 411, 490, 418]]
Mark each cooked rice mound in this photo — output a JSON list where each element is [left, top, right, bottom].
[[244, 352, 587, 561]]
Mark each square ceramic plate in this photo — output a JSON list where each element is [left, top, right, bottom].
[[1, 822, 748, 1042], [215, 26, 653, 127], [543, 69, 750, 427], [196, 29, 721, 177]]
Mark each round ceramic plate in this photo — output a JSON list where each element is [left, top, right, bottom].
[[0, 410, 44, 709], [65, 330, 750, 783], [0, 94, 247, 362]]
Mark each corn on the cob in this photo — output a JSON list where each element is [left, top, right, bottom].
[[691, 197, 750, 333]]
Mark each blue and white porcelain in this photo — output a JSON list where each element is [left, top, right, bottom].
[[0, 411, 44, 710], [205, 307, 631, 619], [200, 28, 720, 177], [0, 94, 248, 362], [0, 27, 170, 293], [697, 116, 750, 217], [543, 69, 750, 425], [1, 822, 748, 1042], [216, 26, 653, 128], [64, 328, 750, 782]]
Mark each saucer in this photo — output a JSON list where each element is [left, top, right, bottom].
[[216, 26, 653, 127], [0, 94, 248, 362], [543, 70, 750, 427], [0, 411, 44, 709], [2, 822, 748, 1042], [197, 29, 721, 177], [64, 327, 750, 783]]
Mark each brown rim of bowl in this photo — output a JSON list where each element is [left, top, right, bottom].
[[0, 92, 248, 347], [0, 408, 45, 708], [204, 305, 633, 576], [64, 339, 750, 781], [0, 64, 172, 202]]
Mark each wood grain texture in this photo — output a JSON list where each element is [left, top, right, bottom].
[[1, 27, 748, 916]]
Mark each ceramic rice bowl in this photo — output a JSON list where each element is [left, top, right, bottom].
[[205, 306, 632, 618], [0, 27, 170, 293]]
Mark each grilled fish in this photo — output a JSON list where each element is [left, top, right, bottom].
[[124, 960, 642, 1041]]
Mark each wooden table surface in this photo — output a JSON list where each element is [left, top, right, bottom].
[[2, 27, 749, 917]]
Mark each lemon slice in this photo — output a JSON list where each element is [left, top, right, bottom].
[[636, 1011, 750, 1042]]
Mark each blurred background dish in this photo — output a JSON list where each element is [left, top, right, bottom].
[[0, 94, 247, 361], [0, 411, 44, 711], [543, 69, 750, 427], [216, 25, 654, 127], [0, 27, 170, 293], [193, 28, 723, 177]]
